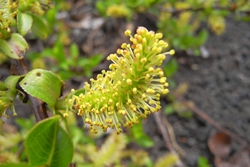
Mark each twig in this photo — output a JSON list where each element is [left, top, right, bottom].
[[85, 24, 103, 55], [11, 59, 48, 122], [162, 116, 185, 157], [154, 111, 175, 152], [11, 58, 75, 167], [154, 111, 185, 167], [16, 142, 24, 159]]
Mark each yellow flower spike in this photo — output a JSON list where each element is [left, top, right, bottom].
[[67, 27, 172, 134]]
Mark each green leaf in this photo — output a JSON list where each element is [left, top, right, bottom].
[[58, 70, 74, 81], [164, 58, 178, 78], [0, 81, 7, 90], [130, 121, 154, 148], [134, 134, 154, 148], [198, 156, 211, 167], [0, 163, 32, 167], [196, 30, 208, 46], [16, 117, 34, 131], [52, 41, 66, 63], [70, 43, 79, 59], [17, 11, 33, 36], [25, 116, 73, 167], [164, 105, 175, 115], [19, 69, 64, 108], [31, 14, 48, 39], [177, 110, 193, 119], [5, 75, 23, 93], [0, 33, 29, 59]]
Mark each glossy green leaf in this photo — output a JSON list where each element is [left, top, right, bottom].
[[25, 116, 73, 167], [19, 69, 63, 108], [0, 33, 28, 59], [17, 11, 33, 36], [0, 163, 32, 167], [31, 14, 48, 39]]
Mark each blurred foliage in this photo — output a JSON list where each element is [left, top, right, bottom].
[[25, 0, 102, 80], [95, 0, 250, 54], [0, 114, 179, 167], [96, 0, 161, 19], [28, 41, 103, 80]]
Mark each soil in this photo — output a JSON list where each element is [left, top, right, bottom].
[[168, 19, 250, 166], [1, 1, 250, 167]]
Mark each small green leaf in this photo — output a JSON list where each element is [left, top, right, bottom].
[[164, 58, 178, 78], [196, 30, 208, 46], [134, 134, 154, 148], [130, 121, 154, 148], [31, 14, 48, 39], [177, 110, 193, 119], [16, 117, 34, 131], [17, 11, 33, 36], [198, 156, 211, 167], [5, 75, 23, 92], [164, 105, 175, 115], [70, 43, 79, 59], [0, 33, 28, 59], [25, 116, 73, 167], [19, 69, 64, 108]]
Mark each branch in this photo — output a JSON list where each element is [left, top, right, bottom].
[[10, 58, 48, 122]]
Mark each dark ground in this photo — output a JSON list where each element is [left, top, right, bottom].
[[144, 18, 250, 166], [1, 2, 250, 167], [170, 19, 250, 166]]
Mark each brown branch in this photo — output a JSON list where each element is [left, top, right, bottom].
[[11, 58, 75, 167], [10, 58, 48, 122]]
